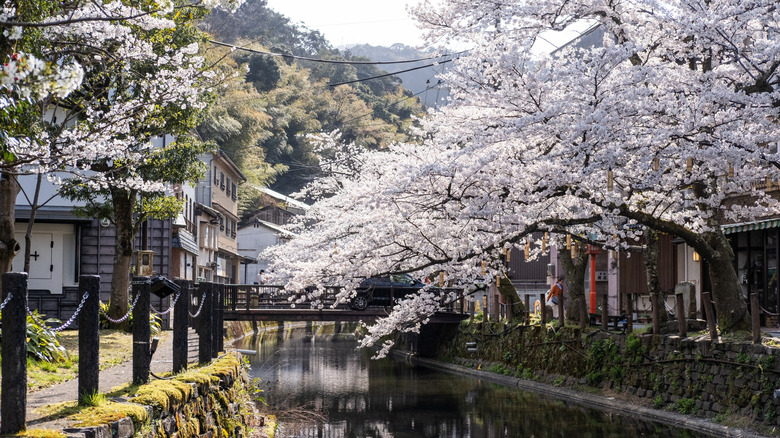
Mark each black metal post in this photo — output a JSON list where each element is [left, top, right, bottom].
[[173, 279, 190, 373], [78, 275, 100, 403], [199, 282, 213, 363], [1, 272, 27, 434], [540, 293, 546, 325], [132, 277, 151, 385]]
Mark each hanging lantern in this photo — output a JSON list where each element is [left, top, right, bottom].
[[728, 165, 734, 178], [686, 157, 693, 173], [481, 260, 486, 275], [524, 241, 530, 260], [653, 157, 660, 171], [566, 235, 571, 249], [506, 248, 511, 262], [439, 272, 445, 287], [607, 170, 614, 191], [496, 275, 500, 286]]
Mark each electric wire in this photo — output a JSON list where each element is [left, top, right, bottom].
[[327, 58, 456, 87], [208, 39, 467, 65]]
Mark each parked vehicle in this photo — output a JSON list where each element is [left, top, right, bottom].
[[350, 273, 429, 310]]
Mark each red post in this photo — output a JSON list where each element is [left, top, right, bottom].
[[586, 245, 601, 314]]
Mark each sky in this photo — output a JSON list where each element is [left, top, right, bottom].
[[264, 0, 425, 48]]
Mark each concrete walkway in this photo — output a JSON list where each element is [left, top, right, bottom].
[[26, 328, 200, 429]]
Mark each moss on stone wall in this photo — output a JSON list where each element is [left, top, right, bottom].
[[439, 321, 780, 431], [63, 353, 261, 437]]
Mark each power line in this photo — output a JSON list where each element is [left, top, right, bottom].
[[208, 39, 466, 66], [327, 58, 457, 87]]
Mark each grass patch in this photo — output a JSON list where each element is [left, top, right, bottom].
[[14, 429, 67, 437], [28, 330, 165, 392]]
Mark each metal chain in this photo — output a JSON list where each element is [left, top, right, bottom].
[[189, 290, 208, 318], [761, 305, 780, 316], [150, 289, 182, 316], [27, 291, 89, 332], [0, 293, 13, 311], [100, 290, 142, 324]]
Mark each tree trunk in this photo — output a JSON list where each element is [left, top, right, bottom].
[[109, 188, 136, 330], [23, 173, 44, 273], [642, 229, 666, 334], [704, 229, 750, 331], [0, 171, 21, 274], [559, 243, 588, 324], [497, 272, 523, 321]]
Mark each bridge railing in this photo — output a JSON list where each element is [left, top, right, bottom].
[[220, 284, 353, 311], [219, 283, 467, 313]]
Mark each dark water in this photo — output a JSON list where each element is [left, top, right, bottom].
[[236, 324, 709, 438]]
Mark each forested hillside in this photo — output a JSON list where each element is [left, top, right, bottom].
[[198, 0, 426, 208]]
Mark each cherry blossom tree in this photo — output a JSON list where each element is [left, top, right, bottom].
[[0, 0, 243, 311], [267, 0, 780, 352]]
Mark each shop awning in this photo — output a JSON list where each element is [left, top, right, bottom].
[[721, 218, 780, 235]]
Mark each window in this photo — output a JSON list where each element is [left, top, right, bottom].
[[226, 177, 231, 198], [231, 183, 237, 201], [214, 166, 218, 184], [220, 172, 225, 190]]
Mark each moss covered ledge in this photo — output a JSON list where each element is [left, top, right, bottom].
[[47, 353, 265, 438]]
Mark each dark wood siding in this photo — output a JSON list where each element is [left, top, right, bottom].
[[81, 218, 172, 313], [618, 233, 677, 295]]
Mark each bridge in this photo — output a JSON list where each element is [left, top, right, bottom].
[[218, 284, 469, 324]]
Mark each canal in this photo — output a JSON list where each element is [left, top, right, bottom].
[[236, 323, 710, 437]]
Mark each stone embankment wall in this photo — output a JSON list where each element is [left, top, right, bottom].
[[63, 354, 265, 438], [440, 324, 780, 429]]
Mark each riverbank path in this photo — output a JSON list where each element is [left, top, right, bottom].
[[25, 328, 200, 430]]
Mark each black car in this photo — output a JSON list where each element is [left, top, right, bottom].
[[349, 273, 427, 310]]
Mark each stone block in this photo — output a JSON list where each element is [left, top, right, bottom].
[[162, 414, 177, 435], [112, 417, 134, 438], [63, 425, 111, 438]]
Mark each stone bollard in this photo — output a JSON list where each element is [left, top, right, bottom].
[[524, 294, 530, 324], [751, 293, 761, 344], [676, 291, 687, 337], [132, 277, 152, 385], [213, 283, 224, 357], [78, 275, 101, 403], [625, 293, 633, 333], [702, 291, 718, 341], [1, 272, 28, 434], [173, 279, 190, 374]]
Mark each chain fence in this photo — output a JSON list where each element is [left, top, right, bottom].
[[0, 293, 12, 312], [189, 290, 208, 318], [99, 290, 142, 324], [150, 289, 182, 316], [26, 291, 90, 332]]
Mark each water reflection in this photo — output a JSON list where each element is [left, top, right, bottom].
[[237, 324, 709, 438]]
